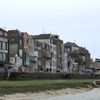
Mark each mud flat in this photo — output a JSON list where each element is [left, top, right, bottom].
[[0, 88, 91, 100], [45, 88, 100, 100]]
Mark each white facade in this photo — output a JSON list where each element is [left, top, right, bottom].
[[62, 47, 68, 73], [0, 30, 8, 62], [50, 44, 57, 72]]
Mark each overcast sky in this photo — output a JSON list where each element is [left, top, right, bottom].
[[0, 0, 100, 59]]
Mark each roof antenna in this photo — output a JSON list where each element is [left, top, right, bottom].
[[3, 27, 6, 30], [43, 27, 45, 34], [50, 30, 52, 34], [73, 40, 76, 43]]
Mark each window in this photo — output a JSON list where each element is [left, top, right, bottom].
[[47, 46, 49, 50], [0, 53, 2, 61], [26, 39, 29, 45], [30, 38, 33, 43], [19, 49, 22, 57], [3, 53, 6, 61], [39, 60, 41, 65], [37, 43, 39, 47], [4, 32, 7, 37], [0, 32, 3, 36], [29, 46, 33, 53], [53, 46, 56, 51], [20, 40, 22, 46], [0, 41, 2, 49], [6, 42, 8, 50], [42, 44, 44, 48], [2, 42, 6, 50]]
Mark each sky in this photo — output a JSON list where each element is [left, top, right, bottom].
[[0, 0, 100, 59]]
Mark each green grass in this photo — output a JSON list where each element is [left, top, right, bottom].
[[0, 79, 94, 95]]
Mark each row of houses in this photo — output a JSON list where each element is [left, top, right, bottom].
[[0, 28, 92, 74]]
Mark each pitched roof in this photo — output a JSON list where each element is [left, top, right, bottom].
[[64, 42, 79, 47], [79, 47, 90, 54], [32, 34, 51, 39], [0, 28, 7, 33], [8, 30, 22, 37]]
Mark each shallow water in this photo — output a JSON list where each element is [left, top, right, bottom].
[[0, 88, 100, 100], [40, 88, 100, 100]]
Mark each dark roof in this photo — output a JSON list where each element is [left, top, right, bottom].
[[59, 39, 63, 43], [64, 42, 79, 48], [32, 34, 51, 39], [32, 34, 63, 43], [8, 30, 22, 37], [0, 28, 7, 33], [79, 47, 89, 54]]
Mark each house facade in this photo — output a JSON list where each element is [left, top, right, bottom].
[[64, 42, 91, 74], [54, 35, 63, 72], [33, 40, 51, 72], [8, 30, 23, 68], [62, 46, 68, 73], [0, 28, 9, 71], [33, 34, 58, 73], [28, 35, 34, 72], [22, 32, 30, 72], [0, 28, 91, 74]]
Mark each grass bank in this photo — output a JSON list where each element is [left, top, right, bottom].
[[0, 79, 94, 95]]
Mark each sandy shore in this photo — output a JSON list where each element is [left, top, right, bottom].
[[0, 88, 90, 100]]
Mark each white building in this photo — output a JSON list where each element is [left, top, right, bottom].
[[33, 34, 57, 73], [0, 28, 8, 63]]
